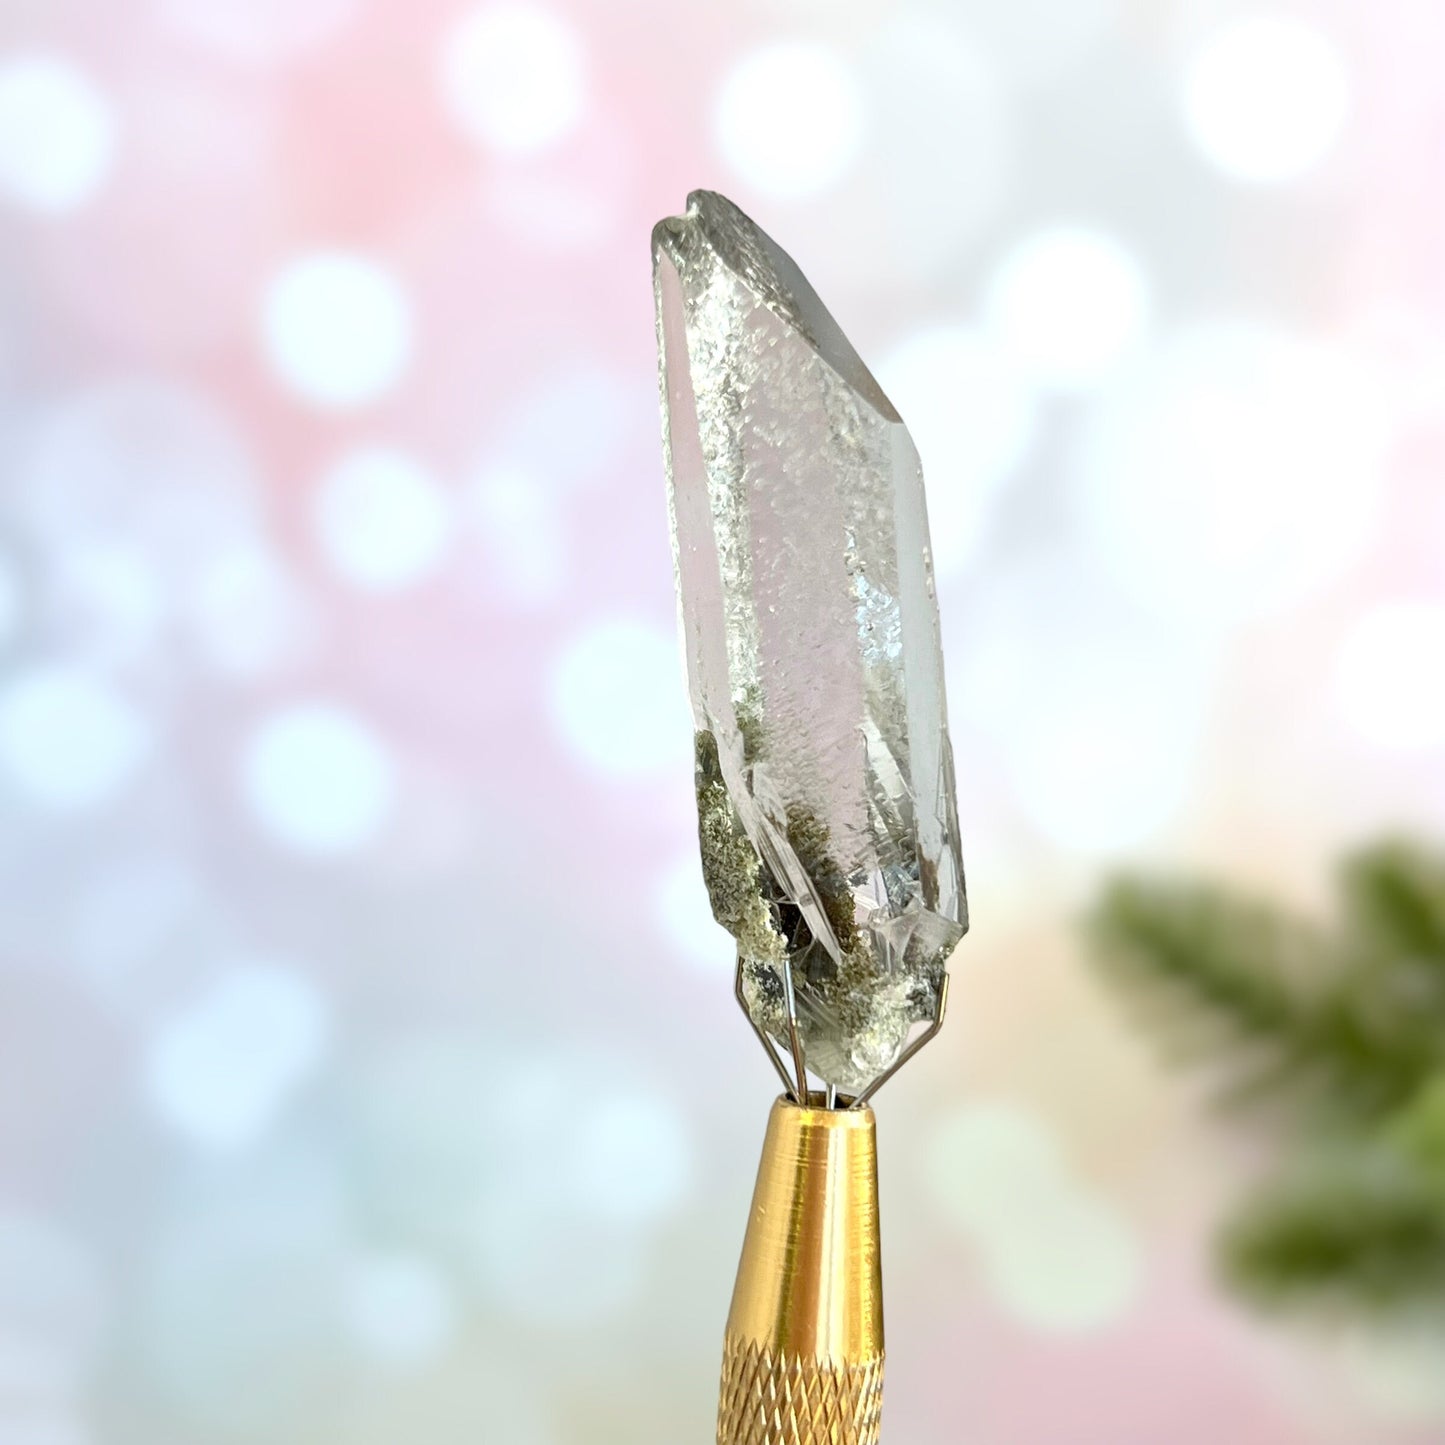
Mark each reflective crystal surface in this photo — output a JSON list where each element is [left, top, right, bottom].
[[652, 191, 968, 1094]]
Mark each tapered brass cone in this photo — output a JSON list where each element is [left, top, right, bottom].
[[717, 1096, 884, 1445]]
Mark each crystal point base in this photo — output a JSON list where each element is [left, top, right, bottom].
[[654, 191, 967, 1093]]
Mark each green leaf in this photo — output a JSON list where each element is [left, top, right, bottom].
[[1089, 842, 1445, 1321], [1221, 1154, 1445, 1316], [1088, 874, 1435, 1118], [1089, 877, 1305, 1052], [1386, 1077, 1445, 1188], [1341, 839, 1445, 967]]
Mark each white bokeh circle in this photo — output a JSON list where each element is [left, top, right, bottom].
[[467, 465, 565, 609], [153, 0, 360, 65], [714, 42, 865, 198], [346, 1254, 456, 1366], [963, 0, 1119, 86], [0, 666, 151, 811], [144, 963, 330, 1150], [860, 15, 1013, 282], [548, 618, 691, 777], [1334, 601, 1445, 753], [242, 702, 396, 854], [1005, 694, 1197, 856], [923, 1101, 1141, 1333], [876, 327, 1035, 579], [1332, 1331, 1445, 1425], [984, 225, 1150, 388], [0, 1212, 105, 1397], [1078, 322, 1390, 623], [0, 1413, 92, 1445], [979, 1188, 1142, 1333], [440, 2, 585, 154], [474, 1192, 644, 1326], [262, 253, 412, 410], [68, 853, 208, 1011], [51, 541, 166, 667], [1183, 15, 1350, 184], [947, 549, 1212, 856], [654, 857, 734, 975], [924, 1101, 1066, 1240], [474, 1061, 688, 1326], [21, 379, 262, 670], [314, 447, 452, 590], [573, 1088, 692, 1225], [0, 550, 21, 648], [0, 53, 114, 214], [186, 543, 320, 680], [502, 363, 635, 493], [16, 378, 257, 561]]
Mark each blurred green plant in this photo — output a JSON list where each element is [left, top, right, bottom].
[[1089, 839, 1445, 1317]]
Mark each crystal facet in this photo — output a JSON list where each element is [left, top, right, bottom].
[[652, 191, 967, 1094]]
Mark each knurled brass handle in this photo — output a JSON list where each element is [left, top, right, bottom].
[[717, 1335, 883, 1445], [717, 1097, 884, 1445]]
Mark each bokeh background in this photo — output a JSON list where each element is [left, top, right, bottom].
[[1, 0, 1443, 1441]]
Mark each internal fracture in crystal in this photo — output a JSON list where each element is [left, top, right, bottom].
[[653, 190, 967, 1094]]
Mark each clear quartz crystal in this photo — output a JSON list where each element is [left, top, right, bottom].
[[653, 190, 967, 1095]]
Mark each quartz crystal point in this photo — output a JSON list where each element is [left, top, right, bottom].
[[652, 191, 968, 1095]]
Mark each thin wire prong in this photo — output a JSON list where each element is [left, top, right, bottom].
[[735, 955, 797, 1098], [852, 972, 950, 1109], [780, 958, 809, 1104]]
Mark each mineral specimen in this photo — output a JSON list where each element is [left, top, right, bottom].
[[653, 190, 967, 1094]]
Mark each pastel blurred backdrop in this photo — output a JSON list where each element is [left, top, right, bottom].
[[1, 0, 1443, 1441]]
